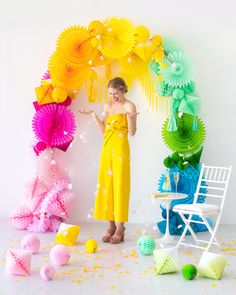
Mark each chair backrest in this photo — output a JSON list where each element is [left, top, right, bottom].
[[193, 164, 232, 210]]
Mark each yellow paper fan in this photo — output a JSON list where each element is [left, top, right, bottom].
[[134, 26, 150, 43], [51, 87, 68, 103], [48, 52, 97, 91], [100, 17, 135, 59], [88, 20, 104, 37], [56, 26, 97, 67], [35, 83, 54, 105]]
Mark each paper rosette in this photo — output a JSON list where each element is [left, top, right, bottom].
[[198, 251, 227, 280], [99, 17, 135, 59], [153, 247, 180, 274], [162, 114, 206, 153], [48, 52, 97, 91], [160, 52, 194, 87], [32, 104, 76, 148], [56, 26, 97, 67]]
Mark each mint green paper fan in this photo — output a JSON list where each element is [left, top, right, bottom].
[[162, 37, 184, 55], [150, 60, 160, 75], [161, 52, 194, 87], [178, 95, 200, 116], [162, 114, 206, 153]]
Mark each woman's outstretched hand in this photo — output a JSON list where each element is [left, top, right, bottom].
[[78, 109, 95, 115]]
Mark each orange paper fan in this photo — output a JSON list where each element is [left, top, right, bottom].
[[48, 52, 96, 91], [56, 26, 97, 67]]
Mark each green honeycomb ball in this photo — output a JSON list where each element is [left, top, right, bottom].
[[163, 156, 175, 168], [137, 235, 156, 255], [182, 264, 197, 280]]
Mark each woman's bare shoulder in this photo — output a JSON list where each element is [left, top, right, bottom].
[[104, 101, 112, 112], [125, 99, 136, 112]]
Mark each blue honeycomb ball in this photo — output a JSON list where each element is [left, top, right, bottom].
[[137, 235, 156, 255]]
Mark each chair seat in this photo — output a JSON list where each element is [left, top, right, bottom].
[[173, 203, 220, 214]]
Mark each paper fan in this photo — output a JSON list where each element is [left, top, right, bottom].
[[178, 95, 200, 116], [32, 104, 76, 147], [56, 26, 97, 67], [134, 26, 150, 43], [162, 114, 206, 153], [99, 17, 135, 59], [160, 52, 194, 87], [48, 52, 96, 91], [162, 37, 184, 54]]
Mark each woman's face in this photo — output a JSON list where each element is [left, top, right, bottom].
[[108, 87, 124, 103]]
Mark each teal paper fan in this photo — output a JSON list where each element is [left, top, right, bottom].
[[162, 114, 206, 153], [178, 95, 200, 116], [162, 37, 184, 55], [161, 52, 194, 87]]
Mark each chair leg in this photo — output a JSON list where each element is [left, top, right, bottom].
[[201, 215, 220, 251], [176, 213, 194, 249], [180, 213, 199, 244]]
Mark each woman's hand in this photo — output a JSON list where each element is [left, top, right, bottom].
[[78, 109, 95, 116]]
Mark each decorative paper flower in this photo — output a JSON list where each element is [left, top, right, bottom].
[[5, 249, 32, 276], [35, 83, 54, 105], [10, 206, 33, 230], [32, 104, 76, 148], [48, 52, 96, 91], [178, 95, 200, 116], [56, 26, 97, 67], [162, 37, 184, 54], [99, 17, 135, 59], [160, 52, 194, 87], [133, 45, 155, 62], [36, 148, 69, 186], [88, 20, 104, 37], [162, 114, 206, 153]]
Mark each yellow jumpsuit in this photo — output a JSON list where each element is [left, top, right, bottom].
[[93, 113, 130, 222]]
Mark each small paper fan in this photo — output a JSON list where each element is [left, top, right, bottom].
[[162, 114, 206, 153], [99, 17, 135, 59], [160, 51, 194, 87], [56, 26, 97, 67], [32, 104, 76, 147]]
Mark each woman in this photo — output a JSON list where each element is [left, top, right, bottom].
[[79, 77, 138, 244]]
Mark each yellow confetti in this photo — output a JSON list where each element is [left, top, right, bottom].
[[115, 264, 121, 267], [77, 280, 82, 284], [211, 283, 217, 287]]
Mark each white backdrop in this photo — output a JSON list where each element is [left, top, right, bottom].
[[0, 0, 235, 224]]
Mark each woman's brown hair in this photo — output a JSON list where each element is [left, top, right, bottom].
[[108, 77, 128, 93]]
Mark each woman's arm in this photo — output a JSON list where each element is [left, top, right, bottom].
[[126, 103, 138, 136], [79, 104, 109, 134]]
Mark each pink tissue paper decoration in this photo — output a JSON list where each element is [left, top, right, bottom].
[[21, 234, 40, 254], [27, 215, 62, 233], [33, 141, 47, 155], [33, 97, 72, 112], [40, 264, 55, 280], [10, 206, 33, 230], [32, 104, 76, 148], [42, 71, 51, 81], [50, 245, 70, 265], [5, 249, 32, 276], [36, 148, 68, 186]]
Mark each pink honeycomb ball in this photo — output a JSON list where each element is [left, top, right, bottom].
[[50, 245, 70, 265], [21, 234, 40, 254], [10, 206, 33, 230], [40, 264, 55, 281]]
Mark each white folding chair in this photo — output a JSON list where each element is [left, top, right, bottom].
[[173, 164, 232, 251]]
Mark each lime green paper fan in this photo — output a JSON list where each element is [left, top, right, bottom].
[[162, 114, 206, 153], [161, 52, 194, 87]]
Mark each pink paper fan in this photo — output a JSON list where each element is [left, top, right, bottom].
[[10, 206, 33, 230], [32, 104, 76, 147], [33, 96, 72, 112], [6, 249, 32, 276]]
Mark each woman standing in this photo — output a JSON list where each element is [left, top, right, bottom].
[[79, 77, 138, 244]]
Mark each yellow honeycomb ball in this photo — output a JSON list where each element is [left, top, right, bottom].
[[134, 26, 150, 43], [152, 35, 163, 47], [85, 239, 98, 253], [88, 20, 104, 36]]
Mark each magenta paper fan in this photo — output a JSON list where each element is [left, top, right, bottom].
[[32, 104, 76, 147]]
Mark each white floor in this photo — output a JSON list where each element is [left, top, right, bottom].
[[0, 218, 236, 295]]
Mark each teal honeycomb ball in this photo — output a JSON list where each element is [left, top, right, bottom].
[[137, 235, 156, 255]]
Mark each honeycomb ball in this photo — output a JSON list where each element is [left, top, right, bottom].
[[88, 20, 104, 36], [40, 264, 55, 281], [152, 35, 163, 47], [134, 26, 150, 43], [10, 206, 33, 230], [163, 156, 175, 168], [182, 264, 197, 280], [137, 235, 156, 255], [50, 245, 70, 265], [51, 88, 68, 103], [85, 239, 98, 253], [21, 234, 41, 254]]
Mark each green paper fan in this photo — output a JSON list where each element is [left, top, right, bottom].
[[161, 52, 194, 87], [162, 114, 206, 153], [162, 37, 184, 55], [178, 95, 200, 116]]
